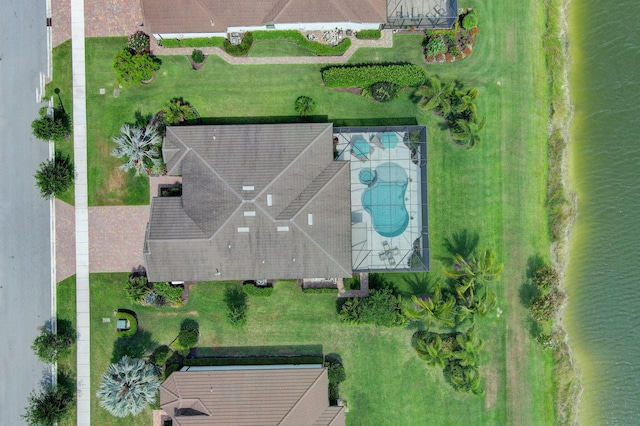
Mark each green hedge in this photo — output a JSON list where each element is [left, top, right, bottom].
[[223, 32, 254, 56], [322, 64, 426, 88], [164, 363, 181, 379], [356, 30, 381, 39], [185, 355, 323, 367], [243, 284, 274, 297], [115, 310, 138, 338], [252, 30, 351, 56], [160, 37, 225, 48], [302, 287, 338, 294]]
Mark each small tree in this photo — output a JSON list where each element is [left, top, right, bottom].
[[191, 49, 205, 64], [32, 323, 76, 363], [111, 123, 162, 176], [96, 356, 161, 418], [462, 11, 478, 30], [31, 107, 71, 142], [294, 96, 316, 117], [224, 283, 248, 326], [34, 151, 74, 199], [113, 49, 161, 86], [22, 384, 74, 426]]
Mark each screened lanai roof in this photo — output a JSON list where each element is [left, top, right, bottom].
[[386, 0, 458, 29]]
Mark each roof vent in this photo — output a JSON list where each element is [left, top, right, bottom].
[[237, 227, 249, 233], [308, 214, 313, 225], [242, 186, 254, 191], [267, 194, 273, 206], [244, 211, 256, 217], [277, 226, 289, 232]]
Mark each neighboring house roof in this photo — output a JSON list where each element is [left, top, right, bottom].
[[160, 367, 345, 426], [144, 123, 352, 282], [141, 0, 387, 34]]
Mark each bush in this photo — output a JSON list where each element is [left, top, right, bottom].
[[462, 12, 478, 30], [34, 151, 74, 200], [115, 310, 138, 338], [224, 283, 248, 325], [177, 326, 199, 349], [153, 282, 184, 306], [339, 288, 407, 327], [149, 345, 172, 366], [128, 31, 150, 54], [31, 107, 71, 142], [294, 95, 316, 117], [252, 30, 351, 56], [144, 291, 166, 308], [164, 363, 181, 379], [243, 284, 274, 297], [191, 49, 205, 63], [125, 276, 151, 302], [426, 37, 447, 56], [22, 383, 74, 426], [160, 37, 225, 48], [31, 323, 76, 363], [322, 64, 426, 88], [356, 29, 381, 39], [113, 49, 161, 85], [223, 32, 254, 56], [369, 82, 399, 102]]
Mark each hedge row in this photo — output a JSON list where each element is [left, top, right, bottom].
[[243, 284, 274, 297], [185, 355, 323, 366], [322, 64, 426, 88], [356, 30, 381, 39], [223, 32, 254, 56], [160, 37, 225, 48], [252, 30, 351, 56]]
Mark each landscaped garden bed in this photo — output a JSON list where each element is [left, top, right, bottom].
[[424, 9, 478, 63]]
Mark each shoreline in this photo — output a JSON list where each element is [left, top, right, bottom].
[[544, 0, 583, 423]]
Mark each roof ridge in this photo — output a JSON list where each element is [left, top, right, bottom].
[[277, 368, 325, 425], [265, 0, 296, 23], [325, 0, 350, 21]]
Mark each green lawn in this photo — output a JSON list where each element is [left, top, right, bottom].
[[87, 274, 508, 425], [56, 276, 77, 426], [51, 0, 558, 422], [249, 41, 315, 57]]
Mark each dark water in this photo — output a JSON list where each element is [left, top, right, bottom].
[[565, 0, 640, 424]]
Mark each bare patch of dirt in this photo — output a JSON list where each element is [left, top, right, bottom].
[[333, 87, 362, 95], [483, 362, 499, 409], [105, 168, 126, 195]]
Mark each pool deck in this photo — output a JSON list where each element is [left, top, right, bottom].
[[335, 129, 424, 272]]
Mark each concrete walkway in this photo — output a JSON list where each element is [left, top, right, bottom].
[[151, 30, 394, 64], [69, 0, 90, 422]]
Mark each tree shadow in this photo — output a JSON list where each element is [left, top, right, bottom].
[[111, 328, 158, 363], [519, 254, 546, 308], [402, 272, 437, 296], [526, 254, 546, 278], [130, 110, 153, 128], [180, 318, 199, 330], [436, 229, 479, 265], [369, 273, 399, 294]]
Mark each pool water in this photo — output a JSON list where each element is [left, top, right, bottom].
[[361, 162, 409, 238]]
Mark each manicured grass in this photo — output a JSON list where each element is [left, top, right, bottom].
[[56, 275, 76, 426], [52, 0, 558, 422], [249, 41, 315, 57], [45, 40, 74, 205], [88, 274, 505, 425]]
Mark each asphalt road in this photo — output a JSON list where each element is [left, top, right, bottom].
[[0, 0, 53, 423]]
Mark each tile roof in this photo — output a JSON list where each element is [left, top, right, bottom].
[[144, 123, 352, 282], [141, 0, 388, 34], [160, 367, 345, 425]]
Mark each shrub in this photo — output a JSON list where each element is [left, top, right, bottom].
[[356, 29, 382, 39], [113, 49, 161, 85], [153, 282, 184, 306], [322, 64, 426, 88], [160, 97, 199, 126], [115, 310, 138, 338], [22, 383, 74, 426], [243, 284, 274, 297], [160, 37, 225, 48], [164, 363, 181, 379], [426, 37, 447, 56], [339, 288, 407, 327], [369, 81, 399, 102], [223, 32, 254, 56], [111, 123, 162, 176], [149, 345, 172, 366], [31, 323, 76, 363], [125, 276, 151, 302], [144, 291, 166, 308], [31, 107, 71, 142], [34, 151, 74, 199], [191, 49, 205, 63], [128, 31, 150, 54], [443, 360, 483, 395], [462, 12, 478, 30], [177, 326, 199, 349], [294, 96, 316, 117], [224, 283, 249, 325]]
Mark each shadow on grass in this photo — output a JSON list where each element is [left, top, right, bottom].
[[192, 115, 329, 126], [111, 328, 158, 363], [401, 272, 437, 297], [519, 254, 546, 308], [333, 117, 418, 127], [436, 229, 479, 265], [194, 344, 323, 358]]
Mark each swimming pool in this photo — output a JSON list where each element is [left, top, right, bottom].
[[361, 162, 409, 238]]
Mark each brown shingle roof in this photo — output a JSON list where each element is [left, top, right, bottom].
[[160, 367, 345, 426], [145, 123, 352, 282], [141, 0, 387, 34]]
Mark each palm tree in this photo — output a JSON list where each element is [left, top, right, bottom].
[[111, 123, 162, 176], [453, 331, 484, 367], [405, 284, 457, 330], [451, 115, 486, 149], [454, 88, 479, 115], [413, 333, 449, 368], [162, 97, 198, 125], [96, 356, 161, 418], [415, 76, 454, 115], [443, 249, 503, 286]]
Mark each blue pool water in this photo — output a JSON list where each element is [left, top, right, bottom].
[[361, 162, 409, 237]]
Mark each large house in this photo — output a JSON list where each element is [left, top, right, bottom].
[[140, 0, 458, 40], [144, 123, 428, 283], [160, 365, 345, 425]]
